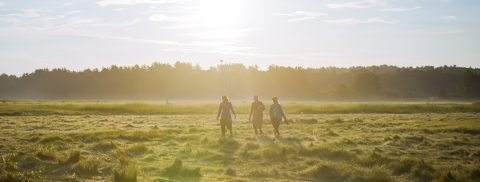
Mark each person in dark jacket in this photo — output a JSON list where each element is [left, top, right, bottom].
[[249, 95, 265, 135], [217, 95, 236, 136], [269, 96, 286, 136]]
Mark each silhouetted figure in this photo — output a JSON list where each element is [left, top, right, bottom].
[[217, 95, 236, 136], [249, 95, 265, 134], [269, 97, 286, 136]]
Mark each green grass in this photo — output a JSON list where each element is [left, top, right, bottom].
[[1, 102, 480, 181], [1, 101, 480, 115]]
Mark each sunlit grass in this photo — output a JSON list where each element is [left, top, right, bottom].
[[1, 101, 479, 115], [1, 101, 480, 181]]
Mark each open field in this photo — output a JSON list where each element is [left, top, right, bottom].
[[1, 102, 480, 181], [1, 101, 480, 115]]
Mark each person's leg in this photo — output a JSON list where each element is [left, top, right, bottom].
[[253, 119, 258, 134], [275, 119, 282, 136], [220, 119, 226, 136], [258, 116, 263, 134], [271, 118, 276, 136], [272, 118, 280, 136], [227, 119, 233, 135], [272, 118, 281, 136]]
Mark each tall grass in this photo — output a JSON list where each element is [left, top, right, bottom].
[[1, 101, 479, 115]]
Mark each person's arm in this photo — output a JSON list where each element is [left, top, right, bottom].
[[279, 105, 286, 120], [230, 102, 236, 117], [249, 103, 254, 121], [217, 103, 222, 120], [269, 105, 273, 118]]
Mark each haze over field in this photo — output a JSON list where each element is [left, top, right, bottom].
[[0, 0, 479, 76], [1, 2, 480, 181]]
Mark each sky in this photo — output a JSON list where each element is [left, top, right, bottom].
[[0, 0, 479, 76]]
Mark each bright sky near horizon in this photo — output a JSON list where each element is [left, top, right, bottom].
[[0, 0, 479, 76]]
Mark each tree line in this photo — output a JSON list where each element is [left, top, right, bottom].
[[0, 62, 479, 101]]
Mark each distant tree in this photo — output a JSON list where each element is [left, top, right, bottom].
[[448, 93, 457, 99], [461, 67, 480, 98], [438, 88, 448, 99], [351, 72, 381, 98], [0, 62, 478, 100], [334, 84, 350, 100], [403, 91, 414, 98], [461, 68, 476, 98], [382, 88, 401, 98]]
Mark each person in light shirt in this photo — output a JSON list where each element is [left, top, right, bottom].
[[269, 96, 287, 136], [217, 95, 236, 136], [249, 95, 265, 135]]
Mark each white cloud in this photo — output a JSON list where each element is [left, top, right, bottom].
[[149, 5, 156, 8], [7, 9, 52, 18], [327, 0, 387, 9], [65, 11, 82, 15], [0, 18, 18, 23], [96, 0, 188, 6], [295, 11, 328, 17], [274, 11, 327, 17], [62, 3, 74, 6], [436, 29, 463, 35], [189, 28, 259, 40], [82, 34, 258, 56], [443, 16, 457, 19], [274, 11, 327, 22], [326, 17, 400, 25], [115, 8, 124, 11], [381, 6, 422, 12], [82, 34, 181, 45], [273, 13, 294, 16], [149, 14, 177, 21], [0, 2, 4, 6], [288, 17, 316, 22], [163, 22, 201, 29], [149, 14, 168, 21]]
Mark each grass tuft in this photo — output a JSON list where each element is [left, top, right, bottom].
[[225, 167, 236, 176], [244, 142, 260, 150], [163, 158, 183, 177], [179, 166, 201, 177], [295, 118, 318, 124], [64, 150, 81, 164], [438, 171, 457, 182], [162, 158, 201, 177], [127, 143, 149, 155], [357, 151, 392, 167], [304, 163, 348, 181], [39, 135, 72, 144], [94, 141, 117, 151], [327, 131, 339, 137], [36, 147, 57, 161], [113, 164, 137, 182]]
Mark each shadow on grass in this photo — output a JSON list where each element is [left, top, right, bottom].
[[161, 158, 201, 181], [217, 136, 241, 166]]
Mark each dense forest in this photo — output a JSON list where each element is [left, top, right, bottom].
[[0, 62, 479, 101]]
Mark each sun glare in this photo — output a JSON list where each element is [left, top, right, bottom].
[[194, 0, 245, 28]]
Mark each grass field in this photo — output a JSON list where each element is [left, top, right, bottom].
[[1, 101, 480, 115], [1, 102, 480, 181]]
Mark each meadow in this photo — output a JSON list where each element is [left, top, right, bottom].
[[0, 101, 479, 181]]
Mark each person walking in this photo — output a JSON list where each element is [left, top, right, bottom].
[[217, 95, 236, 136], [249, 95, 265, 135], [269, 96, 286, 136]]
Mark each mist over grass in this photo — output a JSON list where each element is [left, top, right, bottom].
[[0, 101, 479, 116]]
